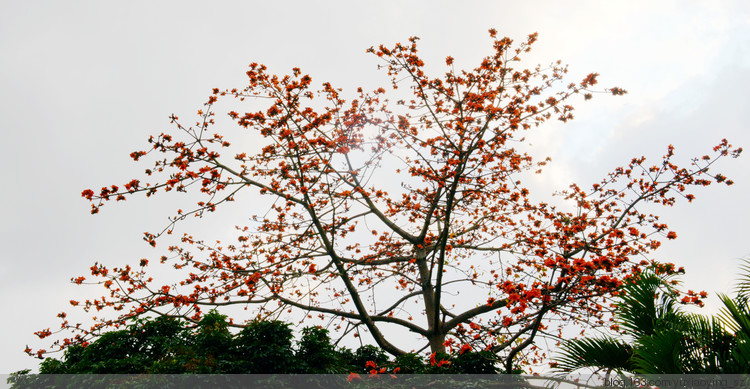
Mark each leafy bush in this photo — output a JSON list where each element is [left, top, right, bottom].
[[20, 312, 512, 379]]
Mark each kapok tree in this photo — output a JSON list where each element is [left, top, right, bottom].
[[33, 30, 741, 373]]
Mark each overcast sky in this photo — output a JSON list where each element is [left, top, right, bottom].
[[1, 1, 749, 374]]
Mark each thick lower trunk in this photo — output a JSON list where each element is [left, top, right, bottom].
[[428, 333, 446, 354]]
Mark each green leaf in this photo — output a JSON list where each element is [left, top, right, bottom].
[[554, 337, 633, 373]]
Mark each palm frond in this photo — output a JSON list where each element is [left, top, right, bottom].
[[728, 331, 750, 373], [618, 272, 678, 337], [553, 337, 634, 373], [681, 313, 735, 373], [716, 293, 750, 373], [718, 293, 750, 339], [552, 263, 750, 375], [633, 329, 685, 374], [734, 257, 750, 301]]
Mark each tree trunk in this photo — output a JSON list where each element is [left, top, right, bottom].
[[428, 332, 446, 354]]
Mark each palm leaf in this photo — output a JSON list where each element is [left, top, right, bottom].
[[553, 337, 634, 373], [633, 329, 685, 374], [719, 293, 750, 338], [552, 264, 750, 375], [617, 272, 678, 337], [681, 313, 736, 373], [728, 330, 750, 373], [716, 293, 750, 373], [734, 257, 750, 301]]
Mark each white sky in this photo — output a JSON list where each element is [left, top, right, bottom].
[[1, 1, 749, 374]]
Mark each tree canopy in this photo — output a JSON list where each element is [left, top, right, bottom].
[[31, 29, 741, 372]]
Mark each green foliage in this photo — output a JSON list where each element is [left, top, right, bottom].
[[451, 350, 499, 374], [552, 336, 634, 374], [194, 311, 232, 356], [37, 316, 188, 374], [6, 370, 32, 387], [352, 345, 389, 373], [19, 312, 520, 380], [393, 352, 427, 373], [232, 319, 296, 373], [295, 326, 352, 373], [718, 292, 750, 369], [423, 351, 453, 374], [554, 260, 750, 375], [616, 272, 681, 338]]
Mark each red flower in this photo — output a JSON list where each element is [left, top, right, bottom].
[[346, 373, 361, 382]]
